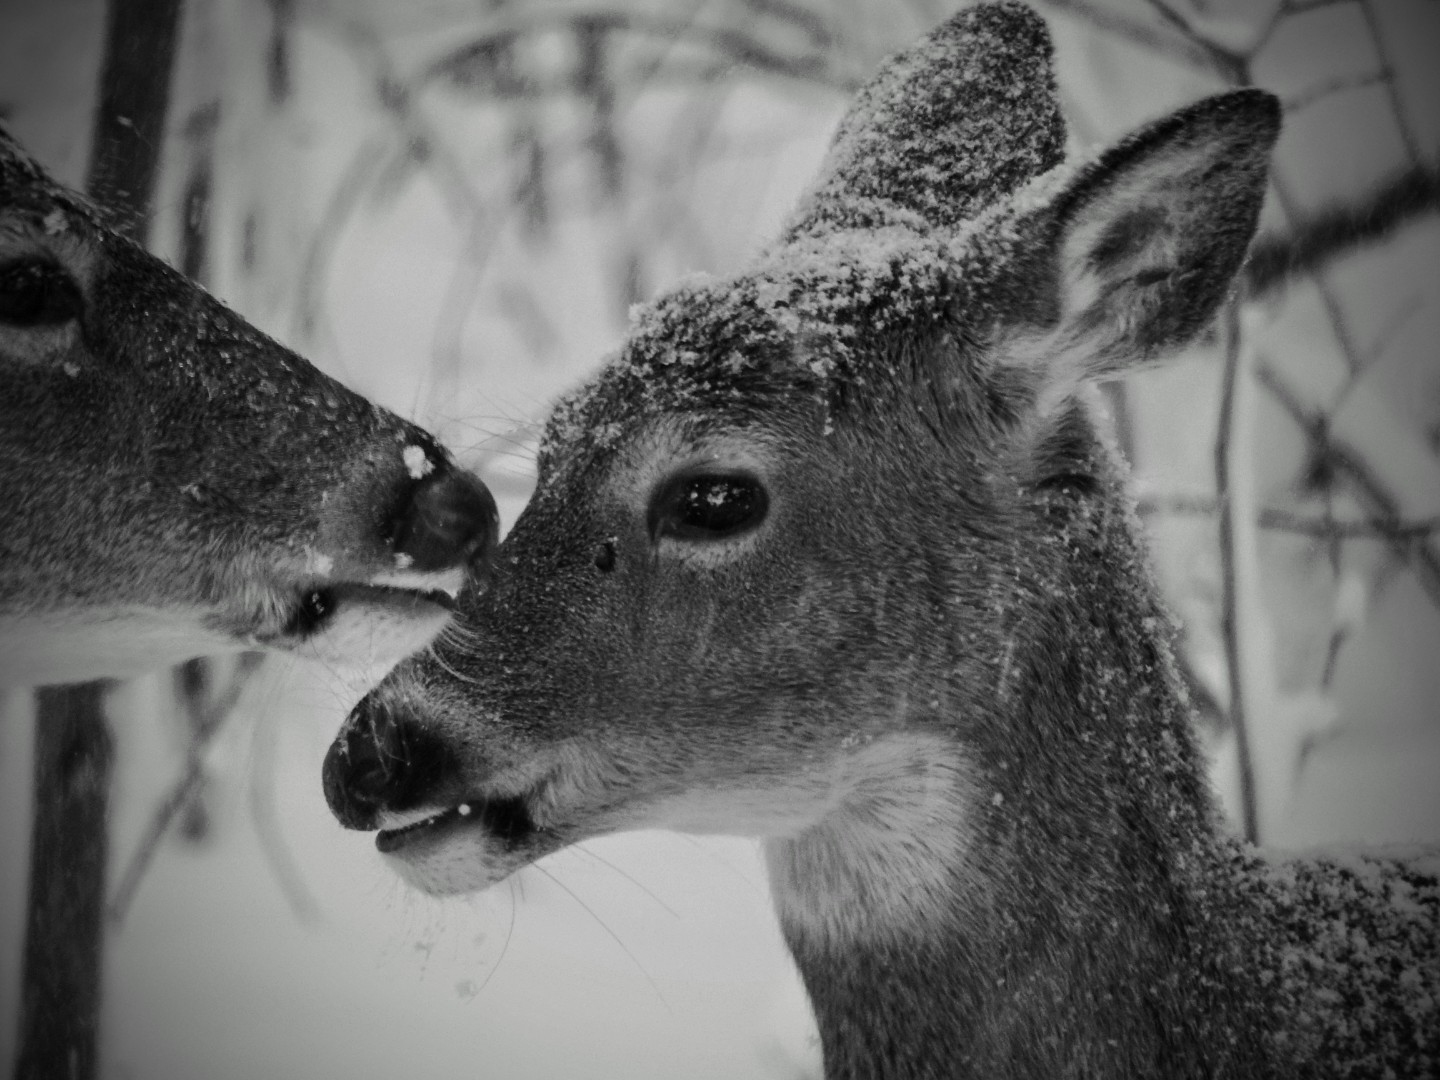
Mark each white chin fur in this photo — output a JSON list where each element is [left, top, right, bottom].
[[384, 828, 513, 897], [298, 602, 451, 671]]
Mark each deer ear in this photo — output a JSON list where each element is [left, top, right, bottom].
[[1005, 89, 1280, 397]]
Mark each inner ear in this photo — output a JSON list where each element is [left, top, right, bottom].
[[996, 89, 1280, 411]]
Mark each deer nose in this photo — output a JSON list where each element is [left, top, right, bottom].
[[391, 467, 499, 576], [322, 691, 455, 830]]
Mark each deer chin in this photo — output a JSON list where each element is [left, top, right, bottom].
[[374, 793, 555, 896]]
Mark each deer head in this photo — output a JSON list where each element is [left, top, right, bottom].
[[1, 128, 498, 684], [323, 2, 1278, 918]]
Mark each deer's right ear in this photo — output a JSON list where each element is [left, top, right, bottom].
[[1002, 89, 1280, 408]]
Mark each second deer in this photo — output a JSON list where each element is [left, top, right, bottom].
[[1, 127, 497, 686], [323, 4, 1439, 1077]]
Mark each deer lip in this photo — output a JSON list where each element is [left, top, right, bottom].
[[325, 582, 456, 612], [375, 794, 537, 855]]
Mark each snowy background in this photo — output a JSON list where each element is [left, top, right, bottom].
[[2, 0, 1438, 1077]]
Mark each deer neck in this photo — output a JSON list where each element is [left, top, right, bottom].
[[763, 547, 1278, 1078]]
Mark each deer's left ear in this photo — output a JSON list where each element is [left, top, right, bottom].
[[1005, 89, 1280, 395]]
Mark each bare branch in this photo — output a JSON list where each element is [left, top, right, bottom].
[[1139, 495, 1440, 541], [419, 9, 841, 97], [1213, 300, 1261, 844], [1283, 69, 1386, 114], [107, 654, 264, 922], [1248, 165, 1440, 298], [1357, 0, 1424, 167], [1043, 0, 1248, 82]]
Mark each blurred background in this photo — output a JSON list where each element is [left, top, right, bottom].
[[1, 0, 1437, 1077]]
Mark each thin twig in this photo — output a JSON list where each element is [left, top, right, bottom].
[[107, 654, 264, 922], [1283, 69, 1387, 114], [1043, 0, 1247, 82], [1257, 362, 1440, 611], [1357, 0, 1423, 168], [1213, 300, 1261, 845], [1266, 174, 1367, 376], [1138, 495, 1440, 541]]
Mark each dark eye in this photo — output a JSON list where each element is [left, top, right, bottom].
[[649, 472, 769, 542], [286, 589, 336, 637], [0, 258, 83, 327]]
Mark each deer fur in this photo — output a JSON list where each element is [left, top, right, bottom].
[[323, 4, 1439, 1077], [1, 127, 497, 685]]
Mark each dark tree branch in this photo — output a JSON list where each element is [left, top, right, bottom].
[[15, 685, 113, 1080], [16, 2, 183, 1079], [1247, 166, 1440, 298]]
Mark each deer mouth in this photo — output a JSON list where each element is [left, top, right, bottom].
[[375, 794, 539, 856], [280, 579, 461, 640], [271, 576, 469, 670]]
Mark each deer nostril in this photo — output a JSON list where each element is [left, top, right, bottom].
[[392, 467, 499, 574], [322, 692, 459, 831], [347, 758, 393, 805]]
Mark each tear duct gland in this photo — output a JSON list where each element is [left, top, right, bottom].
[[0, 125, 499, 685], [325, 3, 1438, 1078]]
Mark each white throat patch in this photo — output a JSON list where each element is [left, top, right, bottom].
[[762, 732, 977, 945]]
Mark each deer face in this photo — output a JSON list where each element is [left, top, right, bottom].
[[323, 3, 1278, 897], [0, 129, 499, 683]]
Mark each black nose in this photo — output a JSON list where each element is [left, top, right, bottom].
[[391, 466, 499, 575], [322, 691, 455, 830]]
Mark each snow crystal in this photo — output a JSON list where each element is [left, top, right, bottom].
[[403, 444, 435, 480]]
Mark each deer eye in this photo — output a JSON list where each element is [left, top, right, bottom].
[[648, 472, 768, 542], [0, 258, 83, 327]]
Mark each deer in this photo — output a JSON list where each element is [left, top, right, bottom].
[[321, 4, 1439, 1077], [1, 125, 498, 687]]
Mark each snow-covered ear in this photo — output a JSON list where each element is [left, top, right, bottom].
[[1002, 89, 1280, 407], [782, 2, 1064, 242]]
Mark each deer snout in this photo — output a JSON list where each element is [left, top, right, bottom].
[[391, 467, 499, 576], [323, 691, 456, 831]]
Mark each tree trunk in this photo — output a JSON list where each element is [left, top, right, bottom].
[[13, 687, 113, 1080], [13, 2, 184, 1078]]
